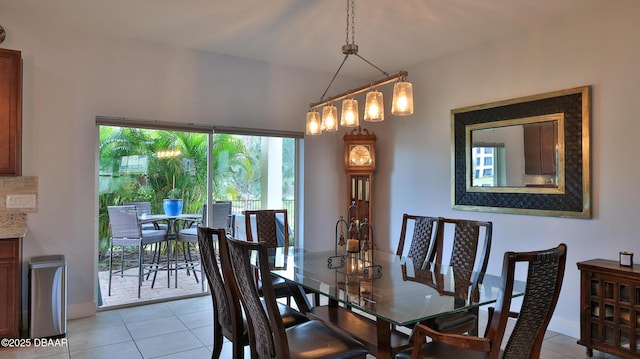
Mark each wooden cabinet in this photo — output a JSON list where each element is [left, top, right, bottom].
[[578, 259, 640, 358], [0, 238, 21, 338], [524, 121, 557, 175], [0, 48, 22, 176]]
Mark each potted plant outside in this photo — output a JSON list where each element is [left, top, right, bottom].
[[163, 188, 183, 216]]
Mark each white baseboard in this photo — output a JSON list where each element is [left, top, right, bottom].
[[547, 317, 580, 339], [68, 301, 97, 320], [478, 307, 579, 339]]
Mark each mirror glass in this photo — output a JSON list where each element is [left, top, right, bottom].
[[466, 114, 564, 193]]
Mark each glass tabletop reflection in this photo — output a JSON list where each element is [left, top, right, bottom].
[[267, 248, 524, 327]]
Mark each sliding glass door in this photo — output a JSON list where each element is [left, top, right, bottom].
[[96, 119, 301, 307]]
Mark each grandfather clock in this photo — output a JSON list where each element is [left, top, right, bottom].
[[344, 127, 376, 228]]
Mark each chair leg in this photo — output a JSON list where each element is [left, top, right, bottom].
[[137, 245, 143, 298], [198, 255, 204, 292], [182, 242, 190, 276], [186, 243, 200, 283], [151, 244, 160, 289], [120, 246, 125, 277], [146, 242, 157, 280], [175, 241, 181, 289], [212, 322, 224, 359], [166, 240, 171, 289], [108, 244, 114, 296]]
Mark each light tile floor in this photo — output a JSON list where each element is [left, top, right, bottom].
[[1, 295, 625, 359]]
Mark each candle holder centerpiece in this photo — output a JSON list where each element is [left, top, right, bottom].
[[329, 202, 382, 279], [329, 202, 381, 307]]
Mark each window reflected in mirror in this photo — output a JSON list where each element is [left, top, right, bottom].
[[466, 113, 565, 193]]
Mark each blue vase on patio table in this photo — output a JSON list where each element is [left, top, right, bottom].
[[163, 199, 183, 216]]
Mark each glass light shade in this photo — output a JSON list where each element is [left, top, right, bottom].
[[391, 81, 414, 115], [305, 110, 322, 135], [321, 105, 339, 132], [340, 98, 359, 127], [364, 90, 384, 122]]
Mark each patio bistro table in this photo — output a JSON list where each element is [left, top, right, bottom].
[[138, 213, 202, 288], [266, 248, 525, 359]]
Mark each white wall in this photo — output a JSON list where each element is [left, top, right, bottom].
[[3, 0, 640, 339], [304, 1, 635, 337], [372, 0, 640, 337], [0, 7, 359, 319]]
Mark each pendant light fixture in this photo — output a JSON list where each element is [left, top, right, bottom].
[[391, 80, 414, 115], [364, 89, 384, 122], [305, 110, 322, 135], [341, 98, 359, 127], [306, 0, 414, 136], [321, 104, 339, 132]]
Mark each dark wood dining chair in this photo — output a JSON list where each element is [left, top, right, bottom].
[[198, 227, 309, 359], [244, 209, 295, 304], [420, 217, 492, 335], [396, 214, 438, 268], [107, 205, 169, 298], [225, 236, 369, 359], [396, 243, 567, 359]]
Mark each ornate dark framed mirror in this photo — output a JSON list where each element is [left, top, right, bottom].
[[451, 86, 591, 218]]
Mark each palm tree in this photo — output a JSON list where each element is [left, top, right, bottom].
[[211, 134, 252, 200], [97, 127, 254, 259]]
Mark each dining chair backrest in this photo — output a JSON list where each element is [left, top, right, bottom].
[[244, 209, 289, 250], [429, 217, 492, 286], [491, 243, 568, 358], [197, 226, 246, 358], [396, 214, 438, 268], [403, 243, 567, 359], [123, 201, 152, 216], [225, 236, 286, 358], [108, 205, 141, 239], [211, 201, 232, 229]]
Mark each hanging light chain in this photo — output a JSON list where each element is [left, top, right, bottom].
[[346, 0, 356, 45], [350, 0, 355, 45], [307, 0, 413, 136]]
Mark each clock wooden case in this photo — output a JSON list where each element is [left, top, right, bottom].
[[344, 127, 376, 227]]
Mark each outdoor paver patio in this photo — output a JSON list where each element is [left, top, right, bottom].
[[98, 266, 207, 308]]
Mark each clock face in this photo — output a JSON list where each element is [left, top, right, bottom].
[[349, 145, 372, 166]]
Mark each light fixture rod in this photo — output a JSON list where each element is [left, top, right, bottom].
[[310, 70, 408, 109], [355, 53, 389, 77], [320, 54, 350, 101]]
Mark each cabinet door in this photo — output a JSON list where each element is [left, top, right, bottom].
[[0, 239, 19, 338], [524, 121, 557, 175], [0, 49, 22, 176]]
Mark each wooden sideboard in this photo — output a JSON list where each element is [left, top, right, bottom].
[[0, 48, 22, 176], [578, 259, 640, 358], [0, 237, 21, 338]]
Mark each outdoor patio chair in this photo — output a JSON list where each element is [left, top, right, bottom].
[[107, 205, 169, 298], [175, 202, 232, 291], [124, 201, 167, 230]]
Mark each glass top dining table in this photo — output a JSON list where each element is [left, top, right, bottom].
[[265, 247, 525, 359]]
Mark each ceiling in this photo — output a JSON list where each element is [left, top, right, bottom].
[[2, 0, 600, 78]]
